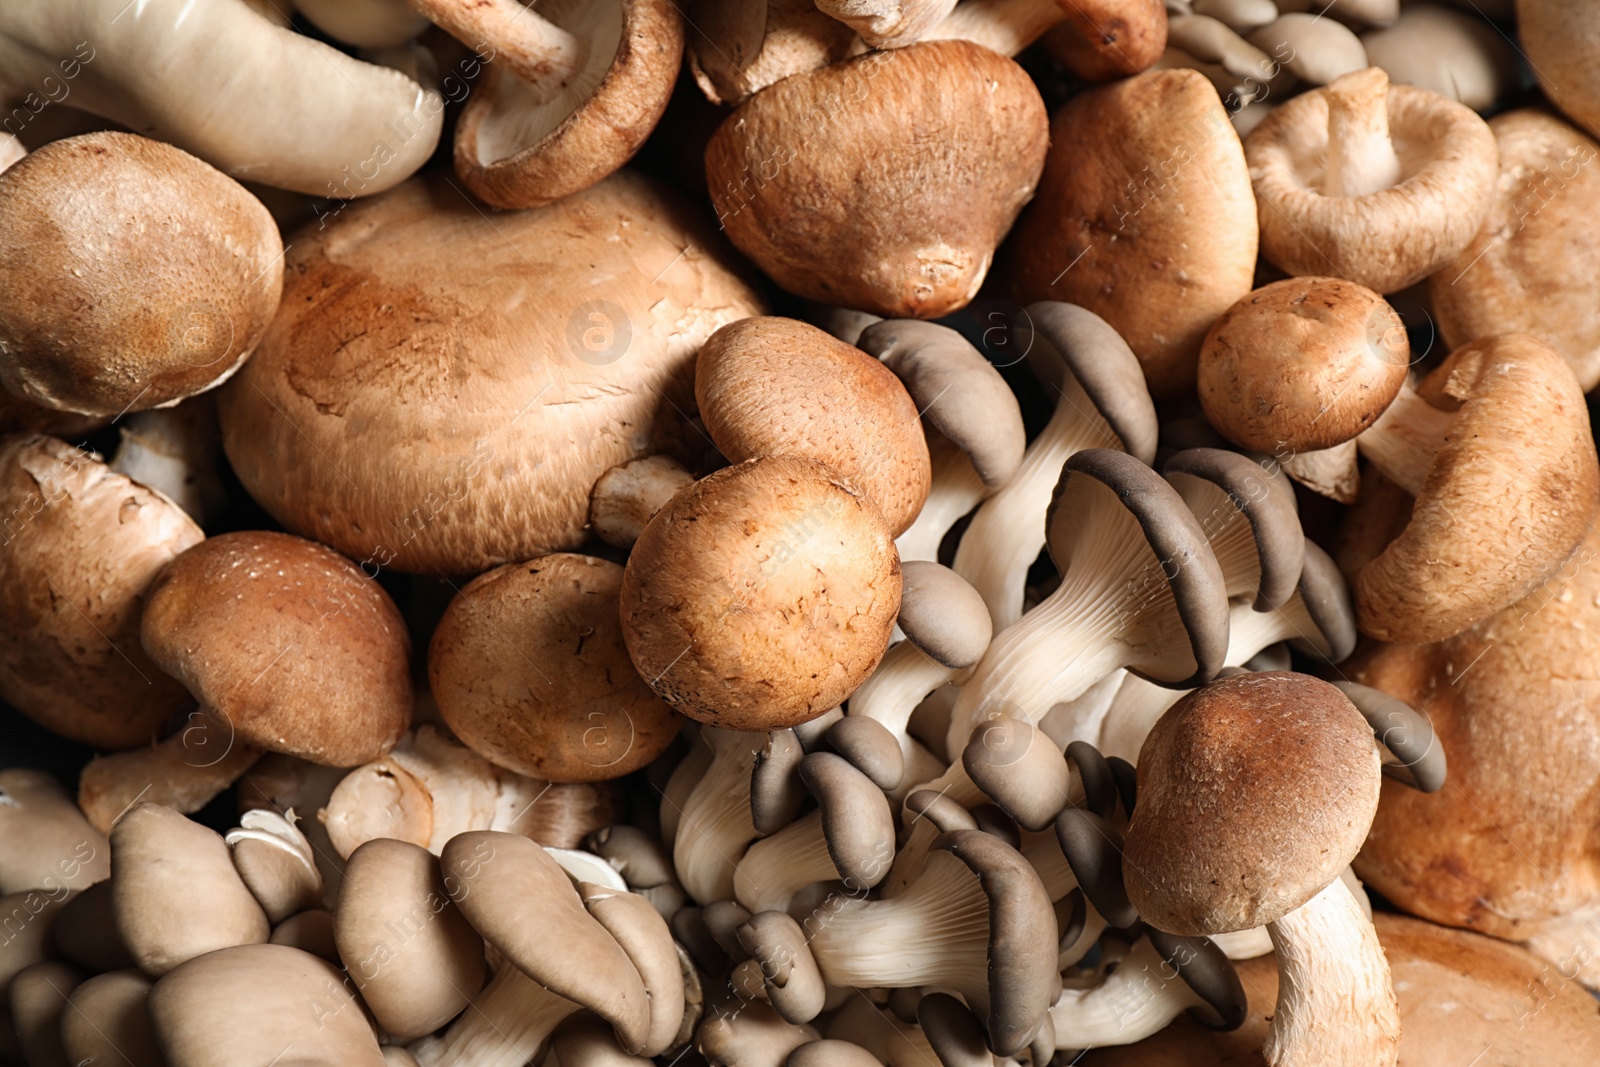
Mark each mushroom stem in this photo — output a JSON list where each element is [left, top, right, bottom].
[[1047, 936, 1218, 1047], [0, 133, 24, 174], [78, 712, 264, 836], [410, 0, 587, 94], [409, 963, 579, 1067], [590, 455, 696, 549], [894, 436, 988, 564], [846, 641, 967, 760], [926, 0, 1067, 56], [1354, 381, 1454, 497], [672, 728, 763, 904], [733, 812, 838, 914], [1322, 67, 1403, 198], [1265, 877, 1400, 1067]]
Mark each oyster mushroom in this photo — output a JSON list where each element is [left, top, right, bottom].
[[1360, 3, 1517, 112], [0, 768, 109, 895]]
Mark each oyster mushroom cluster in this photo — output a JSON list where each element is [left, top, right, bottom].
[[5, 1, 1600, 1066]]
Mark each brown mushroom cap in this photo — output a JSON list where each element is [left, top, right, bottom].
[[1123, 673, 1381, 936], [737, 911, 827, 1025], [0, 434, 203, 749], [148, 943, 387, 1066], [1518, 1, 1600, 141], [111, 804, 270, 976], [696, 317, 931, 536], [1042, 0, 1169, 81], [1244, 67, 1499, 293], [335, 838, 485, 1040], [140, 530, 412, 767], [1001, 69, 1257, 398], [1431, 109, 1600, 392], [60, 969, 164, 1067], [1355, 333, 1600, 643], [1198, 278, 1410, 454], [0, 132, 281, 416], [705, 39, 1048, 319], [451, 0, 683, 209], [429, 553, 681, 783], [621, 456, 902, 731], [218, 171, 762, 576], [0, 768, 110, 896]]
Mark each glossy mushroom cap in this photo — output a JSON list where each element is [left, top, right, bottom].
[[1123, 672, 1381, 935], [0, 768, 110, 895], [0, 434, 203, 749], [1244, 67, 1499, 293], [1432, 109, 1600, 392], [0, 132, 282, 416], [706, 40, 1047, 319], [1355, 334, 1599, 643], [621, 456, 902, 730], [696, 317, 930, 536], [1199, 278, 1410, 455], [1002, 69, 1257, 398], [141, 531, 411, 766], [430, 553, 682, 782], [149, 943, 386, 1066], [219, 171, 762, 576]]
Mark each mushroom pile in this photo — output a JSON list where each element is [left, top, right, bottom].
[[4, 1, 1600, 1065]]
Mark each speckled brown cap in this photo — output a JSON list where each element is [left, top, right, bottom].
[[140, 531, 412, 767], [621, 456, 902, 731], [696, 317, 930, 536], [1123, 672, 1381, 935], [1198, 278, 1410, 454], [0, 132, 281, 417], [429, 553, 681, 783]]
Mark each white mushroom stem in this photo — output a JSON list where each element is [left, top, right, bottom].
[[0, 133, 24, 174], [1048, 937, 1215, 1048], [846, 641, 968, 764], [894, 436, 987, 564], [109, 403, 227, 526], [818, 0, 960, 49], [658, 727, 711, 846], [805, 850, 990, 1006], [1264, 877, 1400, 1067], [1322, 67, 1403, 197], [733, 812, 839, 914], [953, 368, 1122, 630], [1355, 381, 1454, 497], [672, 728, 763, 904], [410, 0, 586, 94], [925, 0, 1067, 56], [410, 963, 579, 1067]]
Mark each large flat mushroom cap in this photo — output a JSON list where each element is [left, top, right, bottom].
[[1001, 69, 1258, 399], [1124, 672, 1381, 935], [218, 171, 762, 576], [1431, 109, 1600, 392], [1355, 333, 1600, 644]]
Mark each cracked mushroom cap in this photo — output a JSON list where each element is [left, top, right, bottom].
[[1245, 67, 1499, 293], [0, 132, 282, 417], [429, 553, 682, 782], [1001, 69, 1258, 398], [451, 0, 684, 209], [696, 317, 930, 536], [441, 831, 653, 1053], [1431, 109, 1600, 392], [0, 434, 203, 749], [1198, 278, 1410, 455], [218, 171, 762, 576], [620, 456, 902, 731], [705, 39, 1047, 319], [335, 838, 485, 1040], [140, 531, 412, 766], [1518, 1, 1600, 141], [149, 943, 386, 1066], [1122, 672, 1381, 936], [1355, 333, 1599, 644]]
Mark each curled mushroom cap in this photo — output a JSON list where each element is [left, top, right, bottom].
[[1001, 69, 1257, 397], [0, 768, 110, 895], [621, 456, 902, 731], [111, 804, 270, 976], [149, 943, 386, 1066], [1431, 109, 1600, 392], [0, 0, 441, 196], [141, 531, 412, 766], [1517, 1, 1600, 141], [0, 133, 281, 417], [696, 317, 931, 536], [429, 553, 682, 782], [1198, 278, 1409, 459], [0, 434, 203, 749], [219, 171, 762, 576], [706, 39, 1047, 319], [442, 0, 683, 208], [1245, 67, 1499, 293], [225, 809, 322, 924], [1355, 334, 1600, 643]]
